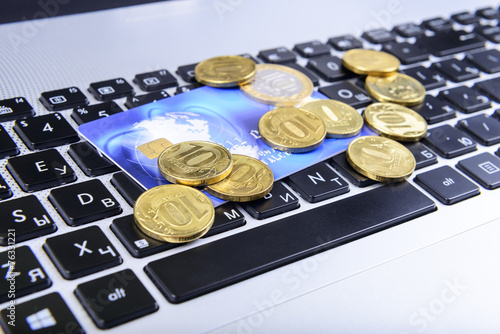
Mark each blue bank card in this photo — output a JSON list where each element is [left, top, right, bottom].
[[78, 86, 375, 206]]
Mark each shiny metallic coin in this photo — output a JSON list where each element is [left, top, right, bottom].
[[342, 49, 400, 76], [134, 184, 215, 243], [346, 136, 416, 183], [365, 72, 426, 106], [363, 103, 428, 141], [206, 154, 274, 202], [194, 55, 256, 88], [301, 99, 364, 138], [240, 64, 313, 106], [258, 107, 326, 153], [158, 141, 233, 186]]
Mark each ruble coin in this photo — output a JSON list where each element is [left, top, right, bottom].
[[301, 99, 364, 138], [258, 107, 326, 153], [195, 55, 256, 87], [240, 64, 313, 106], [134, 184, 215, 243], [342, 49, 400, 76], [158, 141, 233, 186], [363, 103, 427, 141], [206, 154, 273, 202], [365, 72, 425, 106], [346, 136, 416, 183]]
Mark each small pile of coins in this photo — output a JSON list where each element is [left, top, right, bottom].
[[134, 49, 429, 244], [134, 140, 274, 243]]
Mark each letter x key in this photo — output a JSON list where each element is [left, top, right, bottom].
[[44, 226, 122, 279]]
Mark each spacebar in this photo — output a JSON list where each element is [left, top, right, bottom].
[[145, 181, 436, 303]]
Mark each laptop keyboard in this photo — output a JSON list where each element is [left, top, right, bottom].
[[2, 5, 500, 331]]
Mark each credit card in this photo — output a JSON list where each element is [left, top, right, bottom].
[[79, 86, 374, 206]]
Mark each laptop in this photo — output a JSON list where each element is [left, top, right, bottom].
[[1, 0, 500, 332]]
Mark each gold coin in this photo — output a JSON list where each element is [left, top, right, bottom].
[[301, 99, 364, 138], [365, 72, 426, 106], [258, 107, 326, 153], [206, 154, 273, 202], [194, 55, 256, 87], [134, 184, 215, 243], [363, 103, 427, 142], [342, 49, 400, 76], [346, 136, 416, 183], [240, 64, 313, 106], [158, 141, 233, 186]]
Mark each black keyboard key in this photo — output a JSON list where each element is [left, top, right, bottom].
[[258, 47, 296, 64], [124, 90, 169, 109], [284, 63, 320, 86], [68, 142, 118, 176], [411, 95, 456, 124], [71, 101, 123, 125], [0, 292, 84, 334], [110, 172, 144, 207], [475, 77, 500, 102], [0, 125, 19, 159], [287, 163, 349, 203], [494, 109, 500, 121], [307, 55, 353, 82], [7, 149, 76, 192], [439, 86, 491, 113], [0, 195, 56, 245], [176, 63, 198, 83], [145, 182, 436, 303], [111, 215, 180, 258], [456, 114, 500, 146], [293, 40, 330, 58], [13, 113, 79, 150], [424, 124, 477, 158], [174, 83, 201, 95], [403, 141, 438, 170], [134, 69, 178, 91], [328, 34, 363, 51], [393, 22, 425, 38], [432, 58, 480, 82], [466, 49, 500, 74], [0, 97, 34, 122], [330, 153, 377, 187], [451, 11, 480, 25], [39, 87, 88, 111], [476, 7, 500, 20], [75, 269, 158, 329], [0, 246, 51, 303], [475, 25, 500, 43], [49, 179, 121, 226], [88, 78, 134, 101], [318, 82, 371, 108], [361, 28, 397, 44], [421, 17, 453, 32], [420, 30, 485, 57], [203, 203, 246, 238], [415, 165, 480, 205], [243, 181, 299, 219], [44, 225, 121, 279], [457, 152, 500, 190], [382, 42, 429, 65], [400, 66, 446, 90], [0, 176, 12, 200]]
